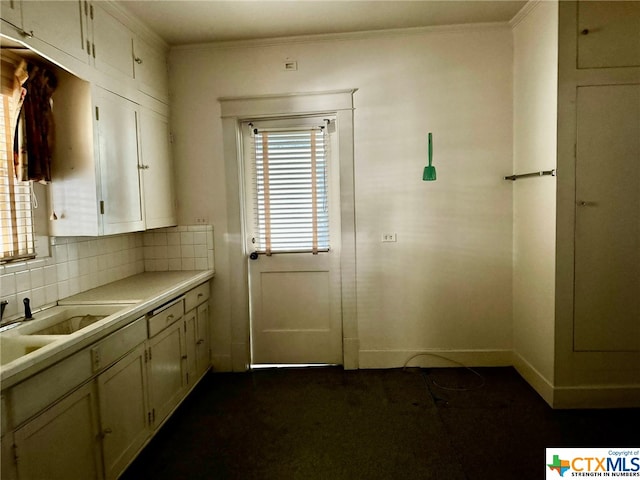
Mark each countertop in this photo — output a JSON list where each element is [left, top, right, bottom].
[[58, 271, 213, 305], [1, 270, 214, 389]]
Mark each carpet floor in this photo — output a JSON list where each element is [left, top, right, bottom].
[[121, 367, 639, 480]]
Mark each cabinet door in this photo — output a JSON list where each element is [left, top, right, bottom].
[[195, 302, 211, 379], [21, 0, 89, 63], [133, 36, 169, 102], [184, 308, 198, 385], [94, 88, 144, 235], [14, 382, 102, 480], [139, 108, 176, 229], [1, 432, 17, 480], [48, 75, 100, 236], [578, 1, 640, 68], [147, 320, 186, 427], [90, 2, 134, 79], [574, 84, 640, 352], [97, 343, 149, 480], [0, 0, 22, 28]]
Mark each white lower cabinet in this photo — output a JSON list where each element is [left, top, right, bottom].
[[184, 305, 210, 386], [13, 382, 103, 480], [147, 319, 187, 427], [185, 283, 211, 386], [195, 303, 210, 379], [97, 343, 149, 480], [1, 431, 17, 480], [1, 281, 212, 479]]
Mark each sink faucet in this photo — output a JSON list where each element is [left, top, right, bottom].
[[23, 298, 33, 320], [1, 300, 7, 322]]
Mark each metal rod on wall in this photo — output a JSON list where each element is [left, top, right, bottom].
[[504, 169, 556, 181]]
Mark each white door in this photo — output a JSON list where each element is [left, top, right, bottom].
[[574, 84, 640, 352], [243, 117, 343, 365]]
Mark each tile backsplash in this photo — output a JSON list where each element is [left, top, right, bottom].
[[143, 225, 214, 272], [0, 225, 214, 321]]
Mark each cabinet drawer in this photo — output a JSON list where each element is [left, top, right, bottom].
[[185, 282, 210, 312], [147, 298, 184, 338], [91, 317, 146, 373], [8, 348, 93, 427]]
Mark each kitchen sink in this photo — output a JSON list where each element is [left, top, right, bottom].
[[13, 305, 130, 336], [30, 314, 106, 335], [0, 335, 58, 366], [0, 304, 133, 366]]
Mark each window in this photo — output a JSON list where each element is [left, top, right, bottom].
[[1, 58, 35, 263], [248, 123, 330, 254]]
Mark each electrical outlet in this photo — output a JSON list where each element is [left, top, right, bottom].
[[382, 233, 397, 242], [195, 217, 208, 224], [283, 60, 298, 71]]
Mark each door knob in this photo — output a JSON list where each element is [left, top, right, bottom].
[[578, 200, 596, 207]]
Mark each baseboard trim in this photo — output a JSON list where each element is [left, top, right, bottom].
[[358, 349, 513, 369], [211, 354, 232, 372], [512, 351, 555, 407], [553, 385, 640, 409], [343, 337, 360, 370]]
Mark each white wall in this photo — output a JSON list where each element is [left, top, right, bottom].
[[169, 25, 514, 369], [511, 2, 558, 401]]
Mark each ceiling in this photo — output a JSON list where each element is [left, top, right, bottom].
[[115, 0, 527, 46]]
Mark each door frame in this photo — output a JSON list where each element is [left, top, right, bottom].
[[220, 90, 359, 371]]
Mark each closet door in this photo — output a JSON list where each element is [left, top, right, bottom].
[[574, 84, 640, 352]]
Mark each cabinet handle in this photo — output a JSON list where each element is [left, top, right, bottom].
[[3, 18, 32, 38], [134, 57, 143, 64], [166, 314, 174, 323], [196, 339, 205, 345], [581, 28, 589, 35], [198, 293, 204, 298], [181, 355, 188, 360], [137, 164, 150, 170], [99, 427, 113, 439]]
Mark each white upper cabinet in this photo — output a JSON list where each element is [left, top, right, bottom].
[[89, 2, 135, 79], [3, 1, 174, 236], [20, 0, 90, 63], [88, 2, 169, 102], [577, 1, 640, 68], [139, 108, 176, 229], [50, 84, 174, 236], [95, 88, 145, 235], [0, 0, 23, 29], [2, 2, 169, 103], [133, 35, 170, 102]]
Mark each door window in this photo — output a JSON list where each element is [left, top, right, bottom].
[[246, 119, 331, 255]]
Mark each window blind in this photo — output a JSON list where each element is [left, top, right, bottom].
[[1, 94, 35, 263], [251, 128, 330, 254]]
